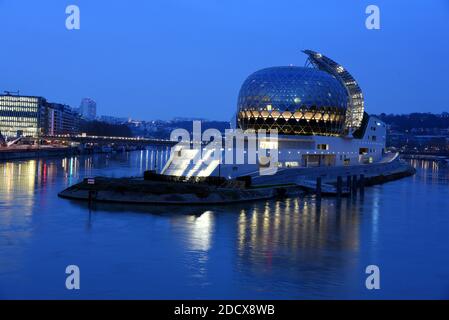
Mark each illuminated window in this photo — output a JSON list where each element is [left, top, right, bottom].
[[259, 140, 278, 150], [359, 148, 369, 155], [317, 144, 329, 150], [285, 161, 299, 167]]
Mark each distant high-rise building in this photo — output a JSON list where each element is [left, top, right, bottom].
[[79, 98, 97, 120]]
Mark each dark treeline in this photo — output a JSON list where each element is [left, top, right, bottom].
[[140, 120, 231, 139], [170, 120, 230, 134], [376, 113, 449, 131], [79, 120, 133, 137]]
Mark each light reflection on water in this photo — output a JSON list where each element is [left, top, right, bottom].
[[0, 152, 449, 299]]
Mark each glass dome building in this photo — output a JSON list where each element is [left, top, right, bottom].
[[162, 50, 388, 180], [237, 66, 349, 136]]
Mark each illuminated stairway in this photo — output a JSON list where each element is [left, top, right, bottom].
[[161, 146, 220, 178]]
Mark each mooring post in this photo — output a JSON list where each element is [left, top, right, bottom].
[[88, 190, 93, 207], [316, 177, 322, 198], [352, 175, 358, 194], [337, 176, 342, 198], [359, 174, 365, 194]]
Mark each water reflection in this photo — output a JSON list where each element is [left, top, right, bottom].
[[0, 156, 448, 298], [1, 160, 36, 200], [80, 193, 366, 297], [0, 146, 171, 190], [410, 158, 449, 184], [0, 147, 171, 226], [0, 160, 37, 228], [236, 197, 360, 270], [183, 211, 214, 252]]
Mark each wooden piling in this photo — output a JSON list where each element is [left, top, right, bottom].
[[316, 177, 322, 197], [88, 190, 93, 207], [352, 175, 358, 194], [359, 174, 365, 194], [337, 176, 342, 198]]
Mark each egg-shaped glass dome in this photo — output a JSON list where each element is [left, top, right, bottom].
[[237, 66, 349, 136]]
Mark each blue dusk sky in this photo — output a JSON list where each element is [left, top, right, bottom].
[[1, 0, 449, 121]]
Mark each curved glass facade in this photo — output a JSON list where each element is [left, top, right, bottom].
[[237, 66, 349, 136], [303, 50, 365, 130]]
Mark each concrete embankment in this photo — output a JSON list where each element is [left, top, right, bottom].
[[362, 166, 416, 186], [249, 158, 416, 196], [59, 158, 416, 205], [58, 177, 294, 205], [400, 154, 449, 161], [252, 158, 415, 187], [0, 147, 79, 161]]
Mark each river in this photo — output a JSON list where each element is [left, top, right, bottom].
[[0, 148, 448, 299]]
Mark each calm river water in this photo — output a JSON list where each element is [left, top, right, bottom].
[[0, 148, 448, 299]]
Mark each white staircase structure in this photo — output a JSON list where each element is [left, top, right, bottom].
[[161, 145, 220, 178]]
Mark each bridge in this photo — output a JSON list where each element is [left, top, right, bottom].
[[40, 134, 177, 146]]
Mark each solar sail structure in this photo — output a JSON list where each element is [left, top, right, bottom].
[[303, 49, 365, 132]]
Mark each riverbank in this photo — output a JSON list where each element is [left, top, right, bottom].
[[252, 156, 415, 186], [400, 153, 449, 161], [58, 177, 292, 205], [58, 157, 416, 204], [0, 146, 79, 161]]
